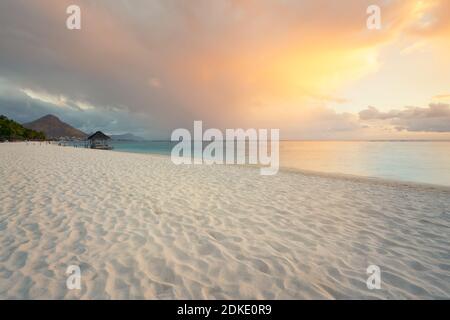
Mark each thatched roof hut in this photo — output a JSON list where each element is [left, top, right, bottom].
[[87, 131, 110, 141], [87, 131, 112, 150]]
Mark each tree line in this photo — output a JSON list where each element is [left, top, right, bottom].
[[0, 115, 46, 141]]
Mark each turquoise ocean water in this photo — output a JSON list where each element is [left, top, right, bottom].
[[109, 140, 450, 186]]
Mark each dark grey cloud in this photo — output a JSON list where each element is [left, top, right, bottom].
[[0, 0, 416, 139], [359, 103, 450, 132], [0, 0, 193, 136], [0, 83, 162, 138], [1, 0, 448, 139]]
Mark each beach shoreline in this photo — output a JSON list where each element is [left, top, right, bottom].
[[1, 142, 449, 299], [73, 141, 450, 192]]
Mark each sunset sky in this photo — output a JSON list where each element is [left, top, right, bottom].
[[0, 0, 449, 139]]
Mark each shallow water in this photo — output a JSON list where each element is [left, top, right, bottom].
[[109, 140, 450, 186], [2, 143, 450, 299]]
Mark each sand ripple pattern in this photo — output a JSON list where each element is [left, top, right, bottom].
[[0, 143, 449, 299]]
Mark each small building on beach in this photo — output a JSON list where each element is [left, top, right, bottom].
[[87, 131, 113, 150]]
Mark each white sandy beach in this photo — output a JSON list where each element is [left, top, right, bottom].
[[0, 142, 449, 299]]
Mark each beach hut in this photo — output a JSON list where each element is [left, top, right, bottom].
[[87, 131, 113, 150]]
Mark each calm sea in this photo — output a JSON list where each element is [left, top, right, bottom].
[[109, 140, 450, 186]]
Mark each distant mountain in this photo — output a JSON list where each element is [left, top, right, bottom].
[[0, 115, 46, 141], [23, 114, 87, 139], [110, 133, 145, 141]]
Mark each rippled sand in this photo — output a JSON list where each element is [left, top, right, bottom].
[[0, 142, 449, 299]]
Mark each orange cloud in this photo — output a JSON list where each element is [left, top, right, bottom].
[[1, 0, 449, 138]]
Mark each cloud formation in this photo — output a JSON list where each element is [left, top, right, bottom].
[[359, 103, 450, 132], [0, 0, 449, 138], [0, 79, 156, 137]]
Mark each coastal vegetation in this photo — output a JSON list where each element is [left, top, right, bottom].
[[0, 115, 46, 141]]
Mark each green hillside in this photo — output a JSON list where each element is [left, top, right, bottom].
[[0, 115, 46, 141]]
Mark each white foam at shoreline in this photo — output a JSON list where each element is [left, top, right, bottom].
[[0, 142, 449, 299]]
